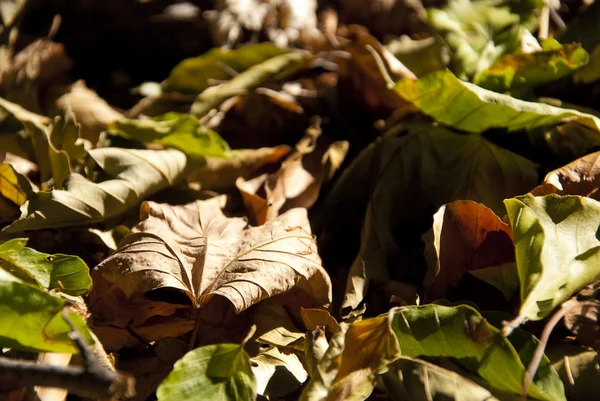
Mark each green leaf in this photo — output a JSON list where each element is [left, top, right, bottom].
[[157, 343, 257, 401], [395, 70, 600, 133], [165, 43, 291, 94], [191, 51, 310, 118], [384, 36, 450, 78], [390, 304, 565, 401], [0, 238, 91, 295], [0, 268, 92, 353], [381, 356, 499, 401], [504, 194, 600, 326], [426, 0, 537, 80], [109, 112, 230, 160], [474, 44, 589, 92], [317, 122, 539, 311], [4, 148, 187, 232]]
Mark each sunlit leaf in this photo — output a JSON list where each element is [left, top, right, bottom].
[[165, 43, 291, 94], [110, 112, 230, 160], [475, 43, 589, 92], [157, 343, 257, 401], [0, 163, 32, 206], [426, 0, 538, 80], [395, 70, 600, 133], [0, 238, 91, 295], [0, 268, 92, 353], [4, 148, 187, 232], [89, 197, 331, 349], [504, 194, 600, 328], [390, 304, 565, 401]]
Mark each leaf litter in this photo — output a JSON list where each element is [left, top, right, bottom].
[[2, 1, 600, 400]]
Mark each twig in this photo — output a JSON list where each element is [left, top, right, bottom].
[[519, 300, 600, 401], [0, 310, 135, 399]]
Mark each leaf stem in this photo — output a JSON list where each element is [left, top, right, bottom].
[[520, 299, 600, 401]]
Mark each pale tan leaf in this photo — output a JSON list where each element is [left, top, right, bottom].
[[237, 122, 348, 224], [89, 196, 331, 349]]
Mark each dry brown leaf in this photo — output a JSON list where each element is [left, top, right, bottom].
[[338, 25, 417, 113], [236, 122, 348, 224], [49, 80, 124, 145], [89, 196, 331, 350], [423, 200, 515, 302], [563, 283, 600, 351], [187, 145, 291, 190], [532, 150, 600, 200], [0, 39, 72, 113]]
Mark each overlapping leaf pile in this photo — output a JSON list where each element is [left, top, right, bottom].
[[3, 0, 600, 400]]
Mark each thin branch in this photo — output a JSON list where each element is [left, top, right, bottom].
[[0, 310, 135, 399], [519, 300, 600, 401]]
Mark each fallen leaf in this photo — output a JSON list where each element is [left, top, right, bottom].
[[474, 43, 589, 92], [0, 163, 33, 206], [0, 268, 92, 353], [191, 51, 311, 118], [164, 43, 291, 94], [390, 304, 565, 401], [4, 148, 187, 232], [563, 283, 600, 350], [381, 356, 499, 401], [326, 312, 400, 401], [424, 200, 515, 302], [395, 69, 600, 133], [187, 146, 291, 190], [237, 121, 348, 224], [504, 194, 600, 330], [317, 122, 538, 313], [531, 150, 600, 200], [547, 343, 600, 400], [0, 237, 91, 295], [51, 80, 123, 144], [157, 343, 257, 401], [89, 196, 331, 349], [110, 112, 230, 161]]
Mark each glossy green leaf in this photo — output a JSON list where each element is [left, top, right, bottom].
[[0, 238, 91, 295], [381, 356, 499, 401], [165, 43, 291, 94], [0, 268, 92, 353], [109, 112, 230, 160], [504, 194, 600, 327], [384, 36, 450, 78], [395, 70, 600, 133], [390, 304, 565, 401], [4, 148, 187, 232], [157, 343, 257, 401], [191, 51, 310, 118], [475, 44, 589, 92]]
